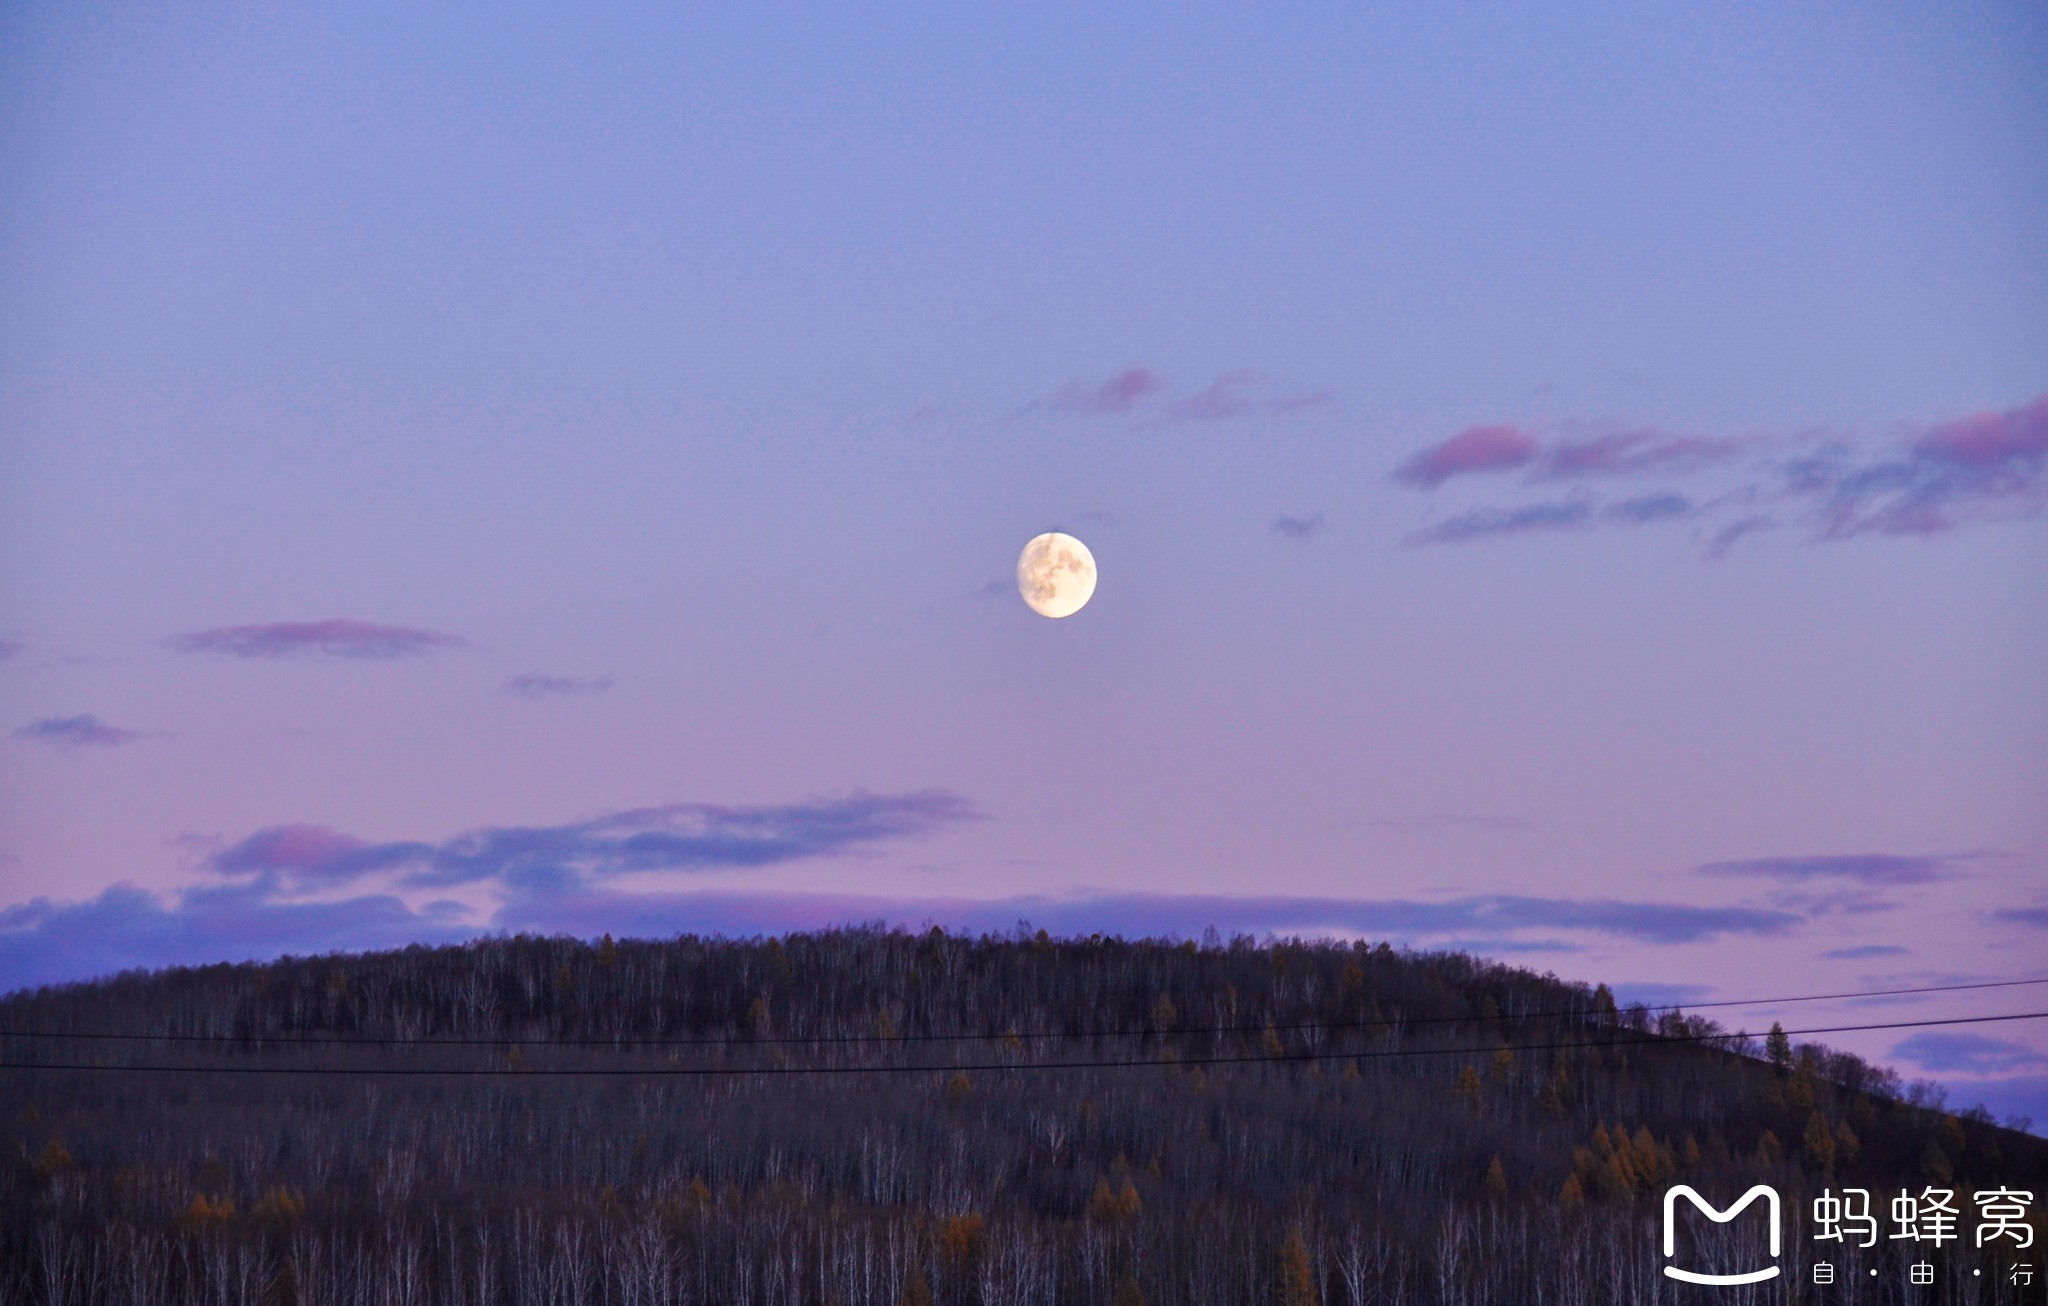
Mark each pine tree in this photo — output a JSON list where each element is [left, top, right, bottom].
[[1765, 1023, 1792, 1074]]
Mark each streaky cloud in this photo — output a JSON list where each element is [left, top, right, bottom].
[[1542, 429, 1744, 480], [1914, 392, 2048, 470], [166, 619, 466, 660], [1798, 397, 2048, 537], [1891, 1031, 2048, 1076], [14, 714, 144, 749], [1405, 501, 1591, 545], [208, 791, 984, 891], [1694, 853, 1958, 886], [1707, 513, 1775, 559], [1390, 392, 2048, 552], [1394, 423, 1537, 487], [1164, 372, 1332, 423], [1269, 512, 1325, 540], [1606, 493, 1694, 524], [1818, 944, 1910, 960], [1991, 906, 2048, 930], [1037, 367, 1164, 415]]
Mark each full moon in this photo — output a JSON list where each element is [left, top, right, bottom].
[[1017, 532, 1098, 618]]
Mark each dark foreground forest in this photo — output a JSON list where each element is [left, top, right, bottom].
[[1, 927, 2041, 1305]]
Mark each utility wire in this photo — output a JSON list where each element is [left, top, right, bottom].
[[1, 976, 2041, 1049], [0, 1009, 2041, 1078]]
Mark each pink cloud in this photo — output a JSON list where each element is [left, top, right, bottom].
[[1166, 372, 1333, 422], [1041, 367, 1165, 415], [1542, 429, 1743, 479], [166, 619, 466, 660], [214, 824, 372, 876], [1394, 423, 1538, 487], [1913, 393, 2048, 469], [1391, 393, 2048, 551]]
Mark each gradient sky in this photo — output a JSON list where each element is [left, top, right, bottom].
[[3, 2, 2046, 1124]]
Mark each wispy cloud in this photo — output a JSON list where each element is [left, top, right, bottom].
[[1032, 368, 1330, 425], [1818, 944, 1910, 960], [1393, 423, 1538, 488], [208, 791, 983, 893], [1892, 1032, 2048, 1076], [1163, 372, 1332, 423], [167, 619, 466, 660], [1706, 514, 1775, 559], [1606, 493, 1695, 524], [1393, 393, 2048, 552], [0, 883, 1804, 993], [13, 714, 145, 749], [504, 672, 615, 698], [1799, 394, 2048, 537], [1915, 393, 2048, 468], [1269, 512, 1325, 541], [1037, 368, 1165, 415], [1406, 501, 1591, 545], [1541, 429, 1746, 480], [1694, 853, 1960, 886], [1992, 906, 2048, 930]]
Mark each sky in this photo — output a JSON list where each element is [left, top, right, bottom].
[[2, 1, 2046, 1126]]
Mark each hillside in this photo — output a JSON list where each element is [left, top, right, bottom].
[[2, 927, 2040, 1304]]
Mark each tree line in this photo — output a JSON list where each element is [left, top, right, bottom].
[[3, 925, 2039, 1304]]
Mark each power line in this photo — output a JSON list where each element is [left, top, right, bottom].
[[0, 1009, 2040, 1078], [3, 975, 2041, 1050]]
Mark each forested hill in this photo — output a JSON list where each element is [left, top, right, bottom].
[[3, 927, 2041, 1305]]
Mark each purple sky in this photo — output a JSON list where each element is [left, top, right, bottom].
[[3, 1, 2045, 1126]]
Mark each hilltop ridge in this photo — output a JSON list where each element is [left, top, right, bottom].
[[4, 927, 2040, 1303]]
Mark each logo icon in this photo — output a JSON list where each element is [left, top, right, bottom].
[[1663, 1185, 1782, 1285]]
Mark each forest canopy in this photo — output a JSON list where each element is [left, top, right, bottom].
[[3, 926, 2039, 1304]]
